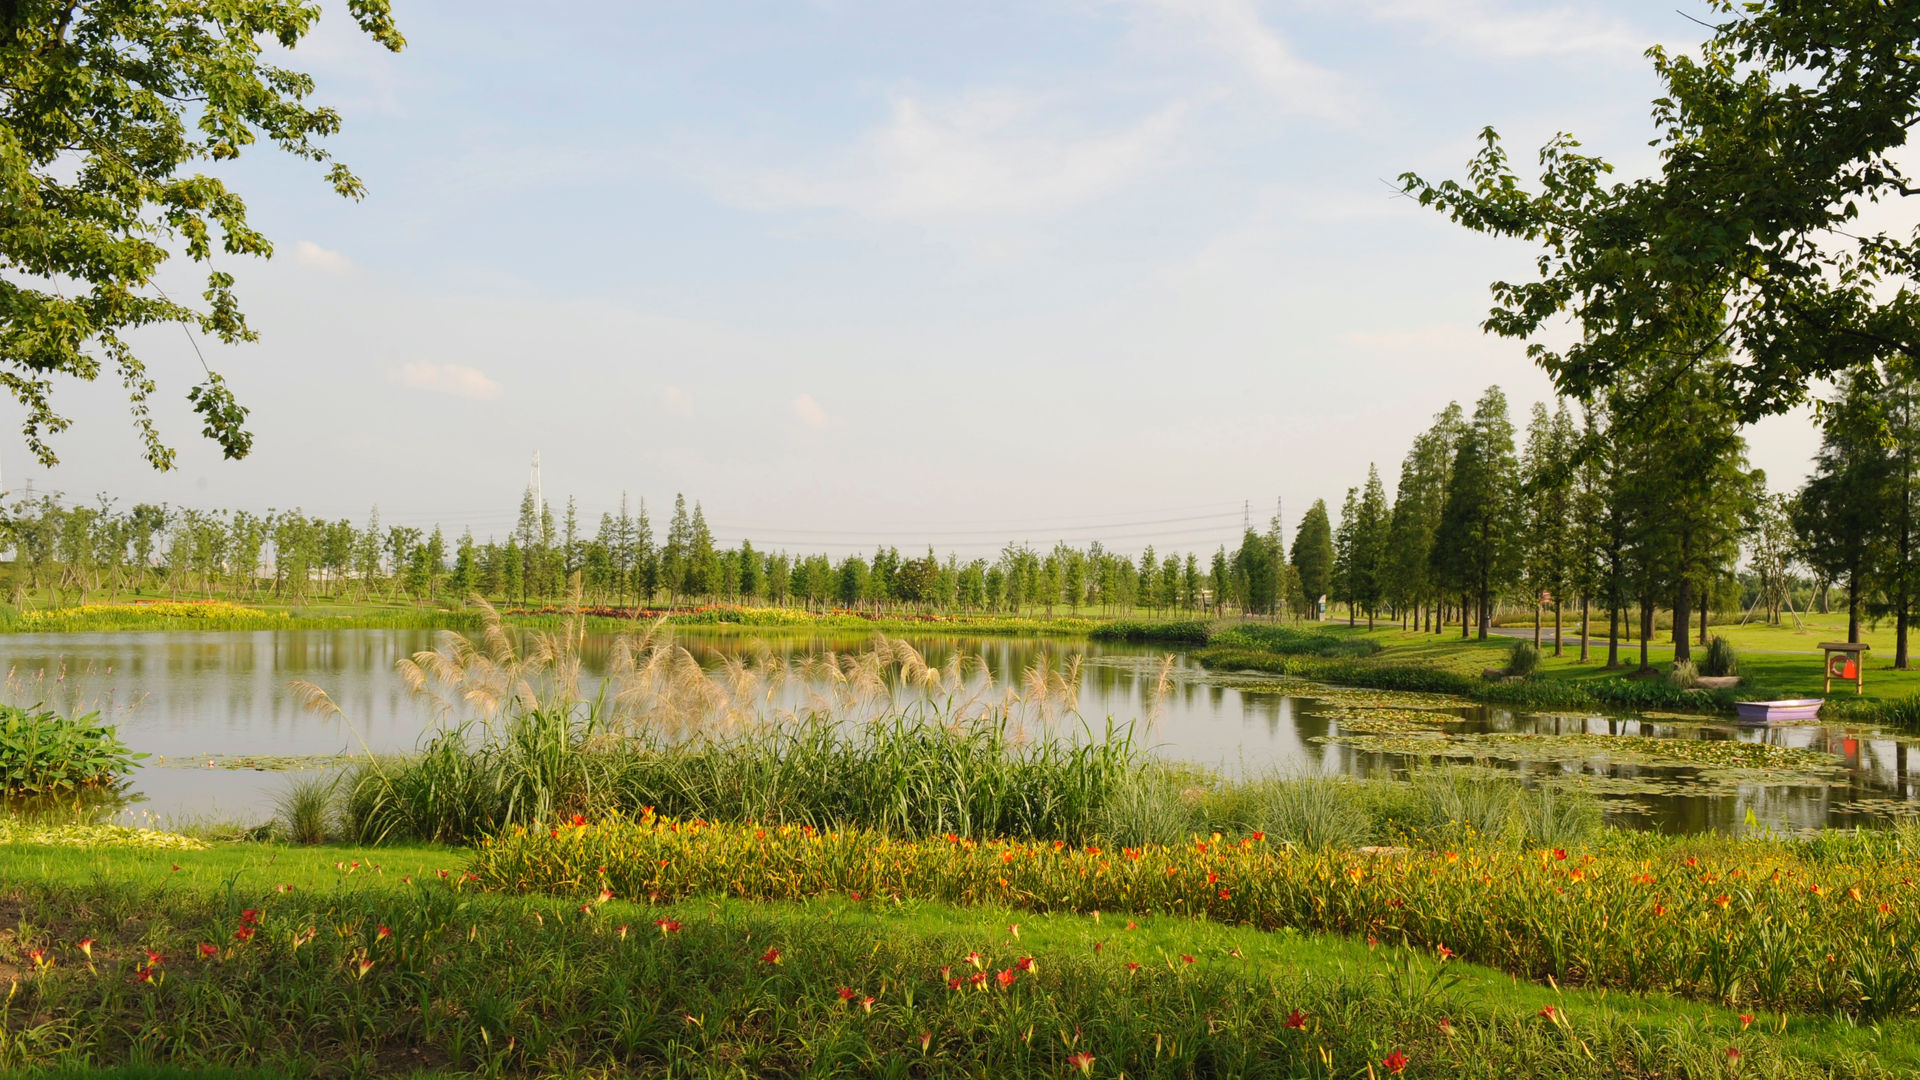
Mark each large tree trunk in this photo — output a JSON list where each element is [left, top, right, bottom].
[[1699, 581, 1709, 646], [1847, 568, 1861, 644], [1673, 577, 1692, 664], [1461, 593, 1470, 639], [1578, 595, 1589, 663], [1638, 600, 1654, 673], [1606, 603, 1619, 668]]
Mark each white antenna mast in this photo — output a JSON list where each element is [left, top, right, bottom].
[[530, 451, 543, 512]]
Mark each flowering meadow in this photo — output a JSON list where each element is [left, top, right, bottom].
[[473, 811, 1920, 1019], [3, 840, 1912, 1079]]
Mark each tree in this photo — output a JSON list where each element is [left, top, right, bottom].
[[1403, 4, 1920, 424], [1290, 501, 1333, 619], [1432, 387, 1518, 640], [1796, 370, 1898, 645], [1331, 487, 1359, 625], [0, 2, 404, 468], [1352, 466, 1389, 629], [1519, 402, 1579, 653]]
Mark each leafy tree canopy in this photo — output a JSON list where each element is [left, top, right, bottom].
[[0, 0, 403, 468], [1402, 1, 1920, 420]]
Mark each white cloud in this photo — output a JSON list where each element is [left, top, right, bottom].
[[663, 386, 693, 414], [294, 240, 353, 273], [1359, 0, 1645, 59], [744, 92, 1189, 223], [791, 393, 831, 429], [1122, 0, 1351, 117], [389, 362, 502, 399]]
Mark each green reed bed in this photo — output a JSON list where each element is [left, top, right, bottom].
[[2, 840, 1912, 1079], [328, 702, 1598, 853], [342, 713, 1140, 847]]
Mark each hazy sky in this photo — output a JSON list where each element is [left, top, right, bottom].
[[5, 0, 1823, 557]]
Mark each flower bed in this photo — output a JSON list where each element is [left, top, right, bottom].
[[472, 811, 1920, 1017]]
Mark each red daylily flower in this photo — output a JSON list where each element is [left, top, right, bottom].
[[239, 909, 260, 925], [1283, 1009, 1307, 1030], [655, 918, 682, 934], [1015, 956, 1036, 972], [1126, 962, 1141, 972], [377, 925, 392, 940], [198, 943, 218, 958], [860, 995, 875, 1013], [1539, 1006, 1558, 1021], [1382, 1049, 1408, 1074], [1067, 1050, 1096, 1075], [997, 968, 1017, 988], [232, 927, 254, 943], [1727, 1048, 1742, 1060], [760, 947, 782, 965], [1180, 954, 1195, 965], [76, 938, 94, 960], [838, 987, 856, 1001]]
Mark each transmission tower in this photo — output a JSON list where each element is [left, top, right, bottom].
[[529, 451, 543, 512]]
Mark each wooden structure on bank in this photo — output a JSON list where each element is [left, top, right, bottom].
[[1820, 641, 1869, 694]]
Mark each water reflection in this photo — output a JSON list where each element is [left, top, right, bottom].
[[1, 628, 1914, 835]]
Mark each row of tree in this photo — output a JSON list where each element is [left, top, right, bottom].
[[0, 488, 1348, 620]]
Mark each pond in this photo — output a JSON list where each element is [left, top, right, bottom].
[[4, 628, 1916, 835]]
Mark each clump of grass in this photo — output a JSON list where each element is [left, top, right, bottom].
[[273, 774, 338, 844], [1669, 658, 1700, 689], [1504, 640, 1540, 677], [321, 600, 1129, 845], [1701, 635, 1740, 677]]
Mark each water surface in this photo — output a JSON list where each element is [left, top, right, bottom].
[[5, 628, 1915, 834]]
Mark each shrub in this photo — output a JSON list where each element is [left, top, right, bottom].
[[1503, 640, 1540, 677], [1701, 635, 1740, 677], [0, 704, 144, 796], [1088, 618, 1215, 644], [1669, 659, 1700, 690], [1208, 624, 1382, 658]]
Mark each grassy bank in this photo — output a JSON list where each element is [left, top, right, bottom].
[[4, 837, 1915, 1078], [0, 600, 1114, 639]]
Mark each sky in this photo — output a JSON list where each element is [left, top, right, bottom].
[[3, 0, 1826, 557]]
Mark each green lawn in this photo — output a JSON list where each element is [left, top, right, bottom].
[[1314, 618, 1920, 705], [2, 837, 1915, 1077]]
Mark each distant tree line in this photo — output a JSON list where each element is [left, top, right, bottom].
[[0, 489, 1338, 621]]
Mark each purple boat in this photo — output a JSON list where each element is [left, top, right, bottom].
[[1734, 699, 1824, 724]]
